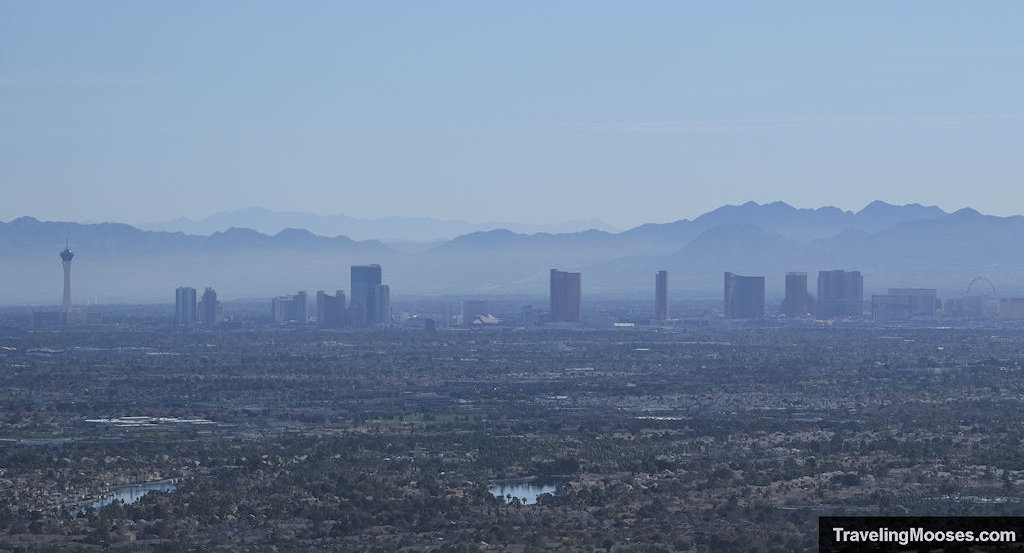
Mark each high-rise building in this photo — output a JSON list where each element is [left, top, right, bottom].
[[272, 291, 308, 323], [316, 290, 346, 328], [294, 291, 307, 323], [349, 265, 391, 327], [782, 272, 809, 317], [175, 287, 197, 324], [888, 288, 937, 319], [944, 295, 994, 319], [655, 270, 669, 321], [271, 296, 293, 322], [199, 287, 220, 325], [440, 302, 452, 329], [350, 265, 382, 327], [817, 270, 863, 318], [374, 284, 390, 326], [550, 269, 582, 322], [872, 288, 938, 321], [724, 272, 765, 319], [1000, 298, 1024, 320], [60, 240, 74, 322]]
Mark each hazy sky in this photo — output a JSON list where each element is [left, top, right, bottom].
[[3, 1, 1023, 229]]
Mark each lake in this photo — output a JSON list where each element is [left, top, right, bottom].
[[90, 480, 178, 511], [490, 481, 558, 505]]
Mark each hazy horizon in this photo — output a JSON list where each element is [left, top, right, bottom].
[[4, 3, 1024, 228], [1, 197, 1020, 306], [0, 198, 999, 232]]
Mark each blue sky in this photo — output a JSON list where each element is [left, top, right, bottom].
[[2, 1, 1023, 229]]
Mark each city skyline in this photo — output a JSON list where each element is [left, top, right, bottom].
[[35, 247, 1020, 325], [3, 3, 1024, 228], [6, 198, 1024, 306], [4, 1, 1024, 539]]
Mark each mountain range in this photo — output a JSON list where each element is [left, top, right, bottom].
[[2, 201, 1021, 305], [139, 207, 618, 242]]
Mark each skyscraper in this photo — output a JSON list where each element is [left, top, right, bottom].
[[175, 287, 197, 324], [272, 291, 308, 323], [549, 269, 582, 322], [199, 287, 220, 325], [872, 288, 938, 322], [782, 272, 809, 317], [350, 265, 383, 327], [440, 302, 452, 329], [724, 272, 765, 319], [655, 270, 669, 321], [316, 290, 346, 328], [817, 270, 863, 318], [60, 240, 74, 322], [374, 284, 390, 326], [294, 291, 308, 323]]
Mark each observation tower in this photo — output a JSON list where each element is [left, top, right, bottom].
[[60, 239, 74, 321]]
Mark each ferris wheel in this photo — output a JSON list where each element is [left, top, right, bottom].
[[966, 276, 996, 298]]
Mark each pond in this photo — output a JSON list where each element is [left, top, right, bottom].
[[89, 480, 178, 511], [489, 481, 558, 505]]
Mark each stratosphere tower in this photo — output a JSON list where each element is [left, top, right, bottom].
[[60, 239, 74, 321]]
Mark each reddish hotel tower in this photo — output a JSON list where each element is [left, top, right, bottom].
[[549, 269, 582, 322]]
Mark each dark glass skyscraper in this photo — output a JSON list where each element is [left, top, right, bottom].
[[655, 270, 668, 321], [817, 270, 863, 318], [782, 272, 809, 317], [550, 269, 582, 322], [350, 264, 383, 327], [724, 272, 765, 319]]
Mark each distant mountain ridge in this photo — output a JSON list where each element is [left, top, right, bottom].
[[432, 200, 950, 258], [4, 201, 1024, 305], [140, 207, 618, 242], [0, 217, 392, 257]]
